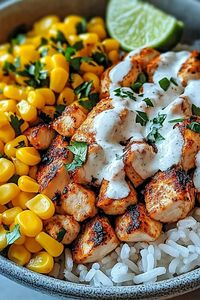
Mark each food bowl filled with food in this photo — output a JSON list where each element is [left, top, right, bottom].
[[1, 0, 200, 298]]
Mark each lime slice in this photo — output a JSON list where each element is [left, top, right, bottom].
[[106, 0, 184, 51]]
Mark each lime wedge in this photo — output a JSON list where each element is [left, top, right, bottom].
[[106, 0, 184, 51]]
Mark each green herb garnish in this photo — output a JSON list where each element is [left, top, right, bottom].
[[15, 141, 26, 149], [54, 105, 66, 118], [8, 174, 20, 184], [9, 115, 24, 136], [147, 113, 167, 143], [92, 51, 110, 68], [6, 224, 21, 245], [170, 77, 178, 86], [159, 77, 170, 91], [66, 141, 88, 171], [51, 30, 68, 44], [135, 111, 149, 126], [57, 228, 66, 242], [187, 122, 200, 133], [168, 118, 185, 124], [38, 111, 52, 124], [143, 97, 154, 107], [192, 104, 200, 116], [131, 72, 146, 92], [79, 93, 99, 110], [114, 88, 136, 100], [76, 18, 87, 34]]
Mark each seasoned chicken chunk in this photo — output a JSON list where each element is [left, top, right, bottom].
[[115, 203, 162, 242], [179, 50, 200, 85], [144, 167, 195, 223], [176, 117, 200, 171], [24, 123, 55, 150], [60, 183, 97, 222], [44, 214, 80, 245], [97, 179, 138, 215], [36, 135, 72, 199], [72, 215, 119, 264], [53, 105, 87, 137]]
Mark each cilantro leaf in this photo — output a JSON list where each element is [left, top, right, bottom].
[[114, 88, 136, 100], [192, 104, 200, 116], [57, 228, 66, 242], [51, 30, 68, 44], [143, 97, 154, 107], [92, 51, 110, 68], [147, 113, 167, 143], [38, 111, 52, 124], [9, 115, 24, 136], [159, 77, 170, 91], [79, 93, 99, 110], [75, 81, 93, 99], [14, 141, 26, 149], [38, 37, 48, 48], [131, 72, 147, 93], [8, 174, 20, 184], [73, 41, 84, 51], [66, 141, 88, 171], [168, 118, 185, 124], [170, 77, 178, 86], [54, 105, 66, 118], [187, 121, 200, 133], [135, 111, 149, 126], [6, 224, 21, 245], [76, 18, 87, 34]]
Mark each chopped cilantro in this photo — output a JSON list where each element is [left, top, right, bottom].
[[8, 174, 20, 184], [76, 18, 87, 34], [57, 228, 66, 242], [75, 81, 93, 99], [92, 51, 110, 68], [66, 141, 88, 171], [54, 105, 66, 118], [168, 118, 185, 124], [6, 224, 21, 245], [170, 77, 178, 86], [38, 37, 48, 48], [131, 72, 147, 93], [147, 113, 167, 143], [192, 104, 200, 116], [159, 77, 170, 91], [14, 141, 26, 149], [135, 111, 149, 126], [114, 88, 136, 100], [73, 41, 84, 51], [143, 97, 154, 107], [38, 111, 52, 124], [51, 30, 68, 44], [9, 115, 24, 136], [79, 93, 99, 110], [187, 121, 200, 133]]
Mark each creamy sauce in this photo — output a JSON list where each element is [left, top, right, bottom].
[[82, 48, 200, 199]]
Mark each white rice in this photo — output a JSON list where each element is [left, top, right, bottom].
[[61, 208, 200, 286]]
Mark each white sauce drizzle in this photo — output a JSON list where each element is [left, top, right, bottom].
[[82, 48, 200, 199]]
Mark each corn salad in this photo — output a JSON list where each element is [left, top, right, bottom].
[[0, 14, 120, 274]]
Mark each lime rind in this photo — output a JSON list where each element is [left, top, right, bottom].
[[106, 0, 184, 51]]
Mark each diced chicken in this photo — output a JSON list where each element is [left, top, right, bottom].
[[60, 183, 97, 222], [53, 105, 87, 137], [144, 167, 195, 223], [132, 48, 160, 71], [44, 214, 80, 245], [176, 117, 200, 171], [179, 50, 200, 86], [36, 135, 72, 199], [115, 203, 162, 242], [97, 179, 138, 215], [100, 67, 112, 99], [24, 123, 55, 150], [72, 215, 119, 264]]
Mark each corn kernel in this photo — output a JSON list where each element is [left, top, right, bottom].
[[0, 183, 20, 205], [12, 191, 36, 209], [80, 61, 104, 75], [51, 53, 69, 70], [64, 15, 83, 26], [16, 147, 41, 166], [50, 67, 69, 93], [36, 88, 55, 105], [8, 244, 31, 266], [9, 223, 26, 245], [0, 100, 16, 113], [57, 87, 75, 105], [36, 232, 64, 257], [34, 15, 60, 34], [0, 158, 15, 183], [0, 123, 15, 143], [24, 237, 43, 253], [15, 210, 43, 237], [12, 158, 29, 176], [49, 23, 76, 39], [26, 251, 54, 274], [79, 33, 99, 45], [20, 121, 29, 133], [67, 34, 81, 46], [0, 214, 2, 224], [40, 106, 56, 119], [0, 53, 13, 66], [102, 38, 120, 53], [88, 24, 106, 40], [26, 194, 55, 220], [83, 72, 100, 92], [88, 17, 104, 26], [108, 50, 119, 64], [71, 101, 88, 114], [28, 166, 38, 180], [2, 207, 22, 225], [0, 225, 7, 251], [4, 135, 28, 158], [40, 56, 53, 72], [3, 85, 26, 101], [0, 112, 8, 128], [14, 45, 39, 64], [71, 73, 84, 89], [27, 90, 45, 109], [0, 83, 6, 100], [18, 176, 39, 193], [17, 100, 37, 122]]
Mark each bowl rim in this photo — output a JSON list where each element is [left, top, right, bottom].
[[0, 255, 200, 299]]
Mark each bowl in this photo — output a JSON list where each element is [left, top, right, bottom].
[[0, 0, 200, 299]]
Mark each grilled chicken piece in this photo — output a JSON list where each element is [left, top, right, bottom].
[[115, 203, 162, 242], [179, 51, 200, 85], [132, 48, 160, 71], [36, 135, 72, 199], [24, 123, 55, 150], [144, 167, 195, 223], [97, 179, 138, 215], [72, 215, 119, 264], [53, 105, 87, 137], [60, 183, 97, 222], [44, 214, 80, 245], [175, 117, 200, 171]]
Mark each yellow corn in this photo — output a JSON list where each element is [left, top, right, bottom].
[[0, 205, 7, 213], [40, 56, 53, 72], [88, 17, 104, 27], [26, 194, 55, 220], [18, 176, 39, 193], [26, 251, 54, 274], [0, 112, 9, 128], [0, 100, 16, 113], [4, 135, 28, 158], [0, 225, 7, 251], [39, 45, 57, 57], [15, 210, 43, 237], [71, 73, 84, 89], [28, 166, 38, 180], [2, 207, 22, 225], [3, 85, 26, 101], [17, 100, 37, 122], [49, 23, 76, 39], [12, 191, 36, 209], [88, 24, 106, 40], [67, 34, 81, 45], [0, 53, 13, 66], [16, 147, 41, 166], [0, 82, 6, 100], [83, 72, 100, 92], [40, 106, 56, 119], [0, 158, 15, 182], [9, 223, 26, 245], [0, 214, 2, 224], [51, 53, 69, 71], [14, 45, 39, 64], [71, 101, 88, 114], [0, 123, 15, 143], [0, 183, 20, 205], [34, 15, 60, 34], [50, 67, 69, 93], [108, 50, 119, 64], [24, 237, 43, 253], [27, 90, 45, 109], [80, 61, 104, 75], [20, 121, 29, 133], [36, 88, 55, 105], [102, 38, 120, 53], [8, 244, 31, 266], [12, 158, 29, 176], [57, 87, 75, 105], [36, 232, 64, 257], [64, 15, 82, 26], [79, 33, 99, 45]]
